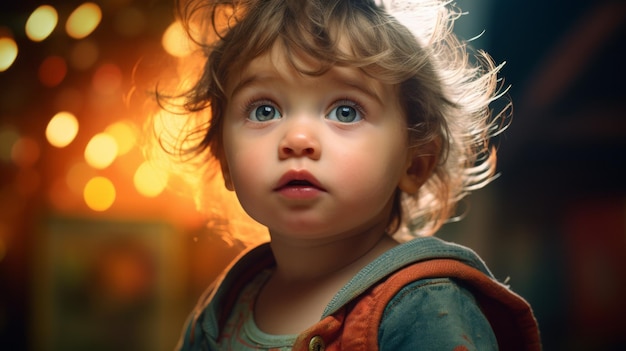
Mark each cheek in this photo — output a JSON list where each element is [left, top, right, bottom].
[[333, 138, 407, 195], [222, 131, 276, 195], [226, 147, 264, 188]]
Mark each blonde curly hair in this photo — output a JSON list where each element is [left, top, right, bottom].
[[151, 0, 509, 244]]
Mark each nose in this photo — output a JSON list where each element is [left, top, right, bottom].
[[278, 122, 321, 160]]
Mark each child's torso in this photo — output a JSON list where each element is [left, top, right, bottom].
[[218, 269, 296, 351]]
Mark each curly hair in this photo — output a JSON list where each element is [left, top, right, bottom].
[[151, 0, 508, 244]]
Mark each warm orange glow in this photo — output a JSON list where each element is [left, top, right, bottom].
[[66, 161, 96, 196], [83, 176, 116, 211], [162, 21, 195, 57], [54, 88, 84, 113], [48, 177, 74, 212], [11, 137, 40, 168], [97, 248, 154, 300], [133, 161, 168, 198], [0, 37, 18, 72], [151, 106, 199, 157], [84, 133, 118, 169], [38, 56, 67, 87], [46, 111, 79, 148], [25, 5, 58, 42], [66, 2, 102, 39], [105, 121, 136, 156], [15, 168, 41, 196], [92, 63, 122, 95], [69, 40, 99, 70]]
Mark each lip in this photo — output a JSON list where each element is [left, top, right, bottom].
[[274, 170, 326, 199]]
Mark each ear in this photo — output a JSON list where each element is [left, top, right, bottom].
[[399, 139, 440, 195]]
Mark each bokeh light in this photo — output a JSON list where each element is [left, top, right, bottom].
[[92, 63, 122, 95], [38, 56, 67, 87], [162, 21, 195, 57], [0, 37, 18, 72], [0, 126, 20, 162], [25, 5, 58, 42], [66, 161, 96, 196], [83, 176, 116, 211], [66, 2, 102, 40], [105, 120, 136, 156], [84, 133, 118, 169], [133, 161, 168, 198], [46, 111, 79, 148], [69, 40, 99, 71], [11, 137, 40, 168]]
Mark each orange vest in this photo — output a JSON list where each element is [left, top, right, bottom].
[[291, 258, 541, 351]]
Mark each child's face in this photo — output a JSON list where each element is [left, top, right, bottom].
[[220, 43, 413, 241]]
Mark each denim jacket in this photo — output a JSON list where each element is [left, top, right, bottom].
[[176, 237, 541, 350]]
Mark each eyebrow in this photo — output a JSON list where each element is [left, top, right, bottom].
[[228, 69, 387, 105], [228, 74, 265, 99], [331, 75, 385, 105]]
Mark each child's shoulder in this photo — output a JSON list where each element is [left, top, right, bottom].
[[326, 238, 540, 350], [324, 236, 493, 309], [286, 237, 540, 350], [369, 276, 500, 350]]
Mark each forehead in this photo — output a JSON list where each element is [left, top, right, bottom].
[[226, 41, 395, 102]]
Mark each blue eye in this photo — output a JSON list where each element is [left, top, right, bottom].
[[249, 104, 281, 121], [327, 104, 362, 123]]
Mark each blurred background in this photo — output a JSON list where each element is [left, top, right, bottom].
[[0, 0, 624, 350]]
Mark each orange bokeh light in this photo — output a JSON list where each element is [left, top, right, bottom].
[[0, 37, 18, 72], [11, 137, 40, 168], [66, 162, 96, 196], [162, 21, 195, 57], [25, 5, 58, 42], [84, 133, 118, 169], [83, 176, 116, 211], [105, 121, 136, 156], [0, 126, 19, 162], [69, 40, 99, 71], [46, 111, 79, 148], [66, 2, 102, 39], [92, 63, 122, 95], [133, 161, 168, 198], [38, 56, 67, 87]]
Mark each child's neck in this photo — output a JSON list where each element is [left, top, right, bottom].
[[268, 226, 398, 283], [254, 226, 398, 335]]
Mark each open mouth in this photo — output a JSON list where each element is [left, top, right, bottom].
[[286, 180, 315, 187], [274, 170, 325, 193], [277, 179, 321, 191]]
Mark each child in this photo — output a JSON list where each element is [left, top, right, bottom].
[[155, 0, 541, 349]]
